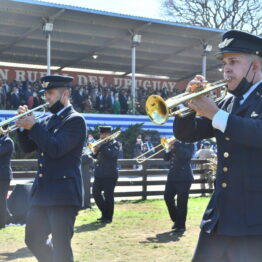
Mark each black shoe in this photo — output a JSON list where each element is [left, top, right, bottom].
[[97, 216, 105, 221], [100, 218, 112, 224], [173, 227, 185, 233], [171, 223, 176, 229], [5, 214, 13, 225]]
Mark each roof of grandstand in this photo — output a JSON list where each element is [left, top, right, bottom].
[[1, 0, 226, 81]]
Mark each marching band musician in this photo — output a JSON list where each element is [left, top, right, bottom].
[[163, 139, 194, 233], [0, 128, 14, 229], [16, 75, 86, 262], [174, 30, 262, 261], [91, 126, 120, 223]]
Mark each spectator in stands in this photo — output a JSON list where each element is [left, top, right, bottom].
[[74, 86, 86, 112], [83, 95, 93, 113], [163, 139, 194, 233], [95, 91, 105, 112], [103, 90, 113, 113], [27, 91, 40, 109], [113, 94, 121, 114], [126, 95, 133, 114], [0, 85, 5, 109], [119, 90, 128, 114], [0, 128, 14, 229], [10, 86, 21, 109]]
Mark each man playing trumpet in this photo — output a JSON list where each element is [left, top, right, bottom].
[[174, 30, 262, 261], [91, 126, 120, 224], [16, 75, 86, 262], [163, 139, 194, 233]]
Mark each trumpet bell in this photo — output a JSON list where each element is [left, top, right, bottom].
[[87, 130, 121, 153], [146, 95, 169, 125], [146, 79, 228, 125], [160, 136, 176, 149]]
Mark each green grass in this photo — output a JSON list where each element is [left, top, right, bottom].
[[0, 197, 209, 262]]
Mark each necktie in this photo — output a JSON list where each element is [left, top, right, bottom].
[[231, 95, 243, 113], [47, 114, 58, 130]]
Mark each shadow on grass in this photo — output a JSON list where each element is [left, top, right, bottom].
[[0, 247, 33, 261], [140, 230, 184, 244], [75, 220, 107, 233]]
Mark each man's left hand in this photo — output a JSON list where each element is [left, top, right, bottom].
[[187, 95, 219, 120], [16, 114, 36, 130]]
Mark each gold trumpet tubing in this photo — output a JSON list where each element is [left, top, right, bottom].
[[136, 147, 166, 164], [135, 143, 163, 164], [0, 102, 49, 133], [136, 136, 176, 163], [169, 81, 227, 110], [171, 82, 228, 118], [161, 137, 176, 149], [87, 130, 121, 153]]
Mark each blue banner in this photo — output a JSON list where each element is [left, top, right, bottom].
[[0, 110, 174, 137]]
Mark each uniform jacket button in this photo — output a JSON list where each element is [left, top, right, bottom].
[[223, 152, 229, 158], [225, 137, 230, 141], [223, 167, 228, 172], [222, 182, 227, 188], [39, 173, 43, 178]]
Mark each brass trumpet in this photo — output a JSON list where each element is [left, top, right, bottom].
[[146, 79, 229, 125], [0, 102, 49, 135], [87, 130, 121, 154], [136, 136, 176, 164]]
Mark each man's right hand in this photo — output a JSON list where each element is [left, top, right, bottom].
[[17, 105, 29, 115], [186, 75, 207, 93]]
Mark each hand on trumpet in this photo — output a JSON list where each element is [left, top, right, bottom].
[[186, 75, 220, 120], [16, 105, 36, 130], [92, 144, 101, 153]]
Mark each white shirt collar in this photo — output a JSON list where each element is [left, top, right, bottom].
[[56, 105, 71, 116], [242, 79, 262, 101]]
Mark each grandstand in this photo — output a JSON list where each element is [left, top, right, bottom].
[[0, 0, 226, 131]]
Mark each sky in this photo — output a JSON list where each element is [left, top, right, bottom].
[[38, 0, 164, 19]]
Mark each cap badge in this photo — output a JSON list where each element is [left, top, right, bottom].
[[218, 38, 234, 49], [251, 111, 259, 118], [42, 81, 49, 88]]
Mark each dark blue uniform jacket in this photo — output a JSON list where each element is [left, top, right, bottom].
[[0, 136, 14, 180], [174, 82, 262, 236], [164, 141, 194, 182], [91, 140, 119, 179], [18, 106, 86, 208]]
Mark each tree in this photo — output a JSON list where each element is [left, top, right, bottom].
[[160, 0, 262, 35]]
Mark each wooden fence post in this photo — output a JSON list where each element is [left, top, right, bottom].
[[141, 162, 147, 200]]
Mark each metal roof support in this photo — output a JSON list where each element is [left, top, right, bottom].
[[202, 43, 212, 78], [131, 34, 141, 115], [43, 22, 54, 74]]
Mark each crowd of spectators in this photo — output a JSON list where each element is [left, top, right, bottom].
[[0, 78, 180, 115]]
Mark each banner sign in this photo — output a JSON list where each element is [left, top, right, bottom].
[[0, 66, 186, 91]]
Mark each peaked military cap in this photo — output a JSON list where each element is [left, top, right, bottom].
[[203, 141, 211, 146], [99, 126, 112, 133], [216, 30, 262, 59], [40, 75, 74, 92]]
